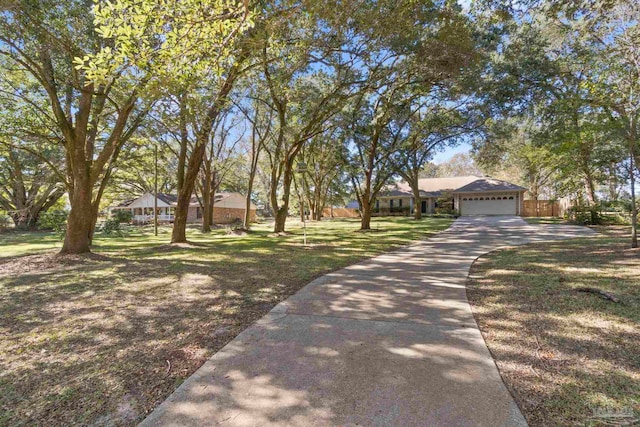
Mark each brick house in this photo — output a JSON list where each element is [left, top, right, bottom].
[[376, 176, 527, 216], [112, 192, 257, 224]]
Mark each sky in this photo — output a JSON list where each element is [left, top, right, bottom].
[[431, 142, 472, 164]]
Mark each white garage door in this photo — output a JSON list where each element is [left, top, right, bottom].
[[460, 195, 517, 216]]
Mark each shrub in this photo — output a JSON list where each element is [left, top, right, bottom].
[[99, 218, 125, 237], [434, 206, 459, 217], [37, 210, 68, 237], [98, 218, 127, 237], [111, 209, 132, 223], [0, 213, 11, 231], [566, 205, 602, 225]]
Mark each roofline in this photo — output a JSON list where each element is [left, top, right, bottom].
[[452, 188, 528, 193]]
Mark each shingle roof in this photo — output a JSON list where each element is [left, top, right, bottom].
[[381, 189, 413, 197], [214, 192, 233, 202], [157, 193, 178, 205], [116, 198, 136, 207], [452, 177, 527, 193], [379, 176, 527, 198], [414, 176, 481, 192], [116, 192, 236, 208], [382, 176, 481, 197]]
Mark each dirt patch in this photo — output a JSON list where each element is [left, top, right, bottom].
[[0, 251, 110, 275]]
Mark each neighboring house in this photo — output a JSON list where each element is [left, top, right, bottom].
[[376, 176, 528, 216], [112, 192, 257, 224]]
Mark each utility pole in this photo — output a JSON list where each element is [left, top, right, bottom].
[[154, 142, 158, 237]]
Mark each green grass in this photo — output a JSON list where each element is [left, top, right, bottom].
[[0, 217, 452, 426], [523, 216, 568, 225], [467, 226, 640, 427], [0, 230, 64, 257]]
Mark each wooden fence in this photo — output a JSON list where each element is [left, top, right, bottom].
[[522, 200, 562, 217], [322, 207, 360, 218]]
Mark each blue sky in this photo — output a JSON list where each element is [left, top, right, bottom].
[[431, 142, 472, 164]]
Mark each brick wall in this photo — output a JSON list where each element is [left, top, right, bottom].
[[186, 206, 256, 224], [213, 207, 256, 224], [322, 207, 359, 218], [186, 206, 199, 223]]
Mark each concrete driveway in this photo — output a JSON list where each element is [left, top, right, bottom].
[[140, 216, 594, 427]]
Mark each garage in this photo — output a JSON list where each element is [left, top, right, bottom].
[[460, 195, 517, 215]]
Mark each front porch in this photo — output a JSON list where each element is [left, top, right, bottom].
[[112, 206, 176, 224], [373, 196, 451, 216]]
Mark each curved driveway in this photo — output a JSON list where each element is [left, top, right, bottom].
[[141, 216, 594, 427]]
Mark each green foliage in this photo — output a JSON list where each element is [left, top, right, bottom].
[[111, 210, 132, 223], [0, 213, 11, 231], [37, 210, 68, 237], [435, 193, 457, 216], [566, 205, 602, 225], [76, 0, 254, 86], [98, 218, 126, 237]]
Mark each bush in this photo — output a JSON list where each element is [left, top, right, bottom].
[[37, 210, 68, 237], [0, 213, 11, 231], [566, 206, 602, 225], [99, 218, 125, 237], [111, 209, 132, 223], [389, 206, 411, 215], [434, 207, 459, 217]]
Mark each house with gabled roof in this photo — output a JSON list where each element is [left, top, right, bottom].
[[111, 192, 257, 224], [376, 176, 528, 216]]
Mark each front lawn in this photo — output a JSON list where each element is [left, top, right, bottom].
[[467, 226, 640, 427], [0, 217, 451, 426], [523, 217, 568, 225]]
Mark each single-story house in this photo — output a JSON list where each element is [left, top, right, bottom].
[[376, 176, 528, 216], [111, 192, 257, 224]]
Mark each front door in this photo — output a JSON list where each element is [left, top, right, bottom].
[[421, 200, 427, 214]]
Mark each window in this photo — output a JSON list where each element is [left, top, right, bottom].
[[479, 197, 484, 200], [196, 207, 202, 219], [375, 200, 379, 210], [463, 198, 467, 201], [390, 199, 394, 208], [496, 197, 502, 200], [398, 199, 403, 207], [491, 197, 496, 200], [508, 196, 514, 200]]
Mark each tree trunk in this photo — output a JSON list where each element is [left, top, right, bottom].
[[630, 153, 638, 248], [177, 97, 188, 193], [360, 196, 372, 230], [584, 176, 597, 206], [202, 178, 212, 232], [60, 178, 93, 254], [172, 136, 207, 243], [273, 166, 293, 233], [411, 184, 422, 220], [11, 213, 36, 229], [274, 206, 288, 233], [244, 170, 256, 229], [171, 63, 241, 243]]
